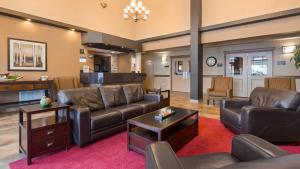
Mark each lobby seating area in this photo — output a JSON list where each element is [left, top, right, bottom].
[[57, 84, 165, 146], [1, 1, 300, 169]]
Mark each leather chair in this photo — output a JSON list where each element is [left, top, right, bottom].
[[264, 77, 296, 91], [58, 83, 168, 147], [207, 76, 233, 105], [220, 87, 300, 142], [145, 134, 300, 169]]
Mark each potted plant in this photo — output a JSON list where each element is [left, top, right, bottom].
[[290, 46, 300, 69]]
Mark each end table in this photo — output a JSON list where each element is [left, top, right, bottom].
[[19, 102, 70, 165]]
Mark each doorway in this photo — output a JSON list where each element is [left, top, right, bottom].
[[225, 50, 273, 97], [171, 57, 190, 92]]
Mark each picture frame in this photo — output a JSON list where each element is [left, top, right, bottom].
[[8, 38, 47, 71]]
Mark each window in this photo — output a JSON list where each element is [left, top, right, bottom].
[[250, 56, 268, 76], [228, 57, 243, 75]]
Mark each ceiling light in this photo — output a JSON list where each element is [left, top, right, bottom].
[[70, 28, 75, 31], [25, 18, 31, 21], [123, 0, 149, 22]]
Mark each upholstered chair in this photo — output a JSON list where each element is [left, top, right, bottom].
[[207, 76, 233, 105], [264, 77, 296, 91]]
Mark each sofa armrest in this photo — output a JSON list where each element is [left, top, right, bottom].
[[144, 94, 161, 102], [220, 99, 250, 109], [231, 134, 288, 162], [240, 106, 300, 136], [70, 106, 91, 147], [146, 142, 184, 169]]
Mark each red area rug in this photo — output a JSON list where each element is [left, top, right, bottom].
[[10, 117, 300, 169]]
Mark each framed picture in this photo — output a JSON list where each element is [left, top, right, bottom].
[[8, 38, 47, 71]]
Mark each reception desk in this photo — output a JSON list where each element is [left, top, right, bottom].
[[80, 72, 146, 86]]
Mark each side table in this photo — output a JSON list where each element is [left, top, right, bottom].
[[19, 102, 70, 165]]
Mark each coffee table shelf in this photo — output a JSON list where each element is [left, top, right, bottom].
[[127, 107, 198, 155]]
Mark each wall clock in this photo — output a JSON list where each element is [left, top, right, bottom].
[[206, 56, 217, 67]]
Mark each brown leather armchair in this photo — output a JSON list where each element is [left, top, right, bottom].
[[220, 87, 300, 143], [146, 134, 299, 169], [207, 76, 233, 105], [264, 77, 296, 91]]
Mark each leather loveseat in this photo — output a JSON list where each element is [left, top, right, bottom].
[[58, 83, 165, 147], [146, 134, 300, 169], [220, 87, 300, 142]]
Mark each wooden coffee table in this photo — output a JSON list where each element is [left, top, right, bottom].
[[127, 107, 198, 154]]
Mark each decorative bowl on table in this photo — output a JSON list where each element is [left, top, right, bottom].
[[0, 73, 9, 81], [40, 96, 52, 108]]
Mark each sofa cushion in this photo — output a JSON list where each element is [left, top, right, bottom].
[[122, 84, 144, 104], [250, 87, 300, 110], [221, 108, 242, 127], [58, 87, 104, 111], [100, 85, 127, 108], [133, 100, 160, 113], [90, 109, 123, 130], [115, 104, 144, 120], [180, 152, 239, 169]]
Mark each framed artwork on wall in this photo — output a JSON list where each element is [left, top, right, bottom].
[[8, 38, 47, 71]]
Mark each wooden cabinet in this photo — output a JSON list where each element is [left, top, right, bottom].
[[19, 103, 70, 165]]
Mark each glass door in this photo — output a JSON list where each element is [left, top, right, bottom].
[[172, 57, 190, 92], [226, 53, 248, 97], [247, 51, 273, 95], [226, 51, 273, 97]]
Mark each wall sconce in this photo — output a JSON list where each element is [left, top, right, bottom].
[[283, 45, 296, 54]]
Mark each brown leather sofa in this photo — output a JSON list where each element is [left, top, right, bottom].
[[207, 76, 233, 105], [58, 84, 167, 147], [264, 77, 296, 91], [146, 134, 300, 169], [220, 87, 300, 142]]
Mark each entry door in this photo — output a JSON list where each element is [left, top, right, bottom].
[[247, 51, 273, 95], [172, 57, 190, 92], [226, 53, 248, 97]]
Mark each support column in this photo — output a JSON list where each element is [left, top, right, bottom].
[[190, 0, 203, 101]]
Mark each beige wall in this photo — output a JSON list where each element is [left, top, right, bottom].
[[0, 15, 92, 80], [202, 15, 300, 43], [0, 0, 136, 40], [202, 0, 300, 26], [135, 0, 190, 40]]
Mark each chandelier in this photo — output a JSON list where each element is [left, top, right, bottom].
[[123, 0, 150, 22]]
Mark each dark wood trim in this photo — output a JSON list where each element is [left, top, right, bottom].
[[224, 47, 275, 55], [139, 7, 300, 44], [138, 30, 190, 43], [154, 75, 170, 77], [8, 38, 48, 71], [200, 7, 300, 32], [142, 46, 190, 54]]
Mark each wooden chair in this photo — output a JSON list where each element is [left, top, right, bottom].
[[207, 76, 233, 105], [53, 76, 80, 91], [264, 77, 296, 91]]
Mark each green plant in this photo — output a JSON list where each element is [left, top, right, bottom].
[[290, 46, 300, 69]]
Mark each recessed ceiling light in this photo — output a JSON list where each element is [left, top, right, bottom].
[[26, 18, 31, 21], [70, 28, 75, 31]]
